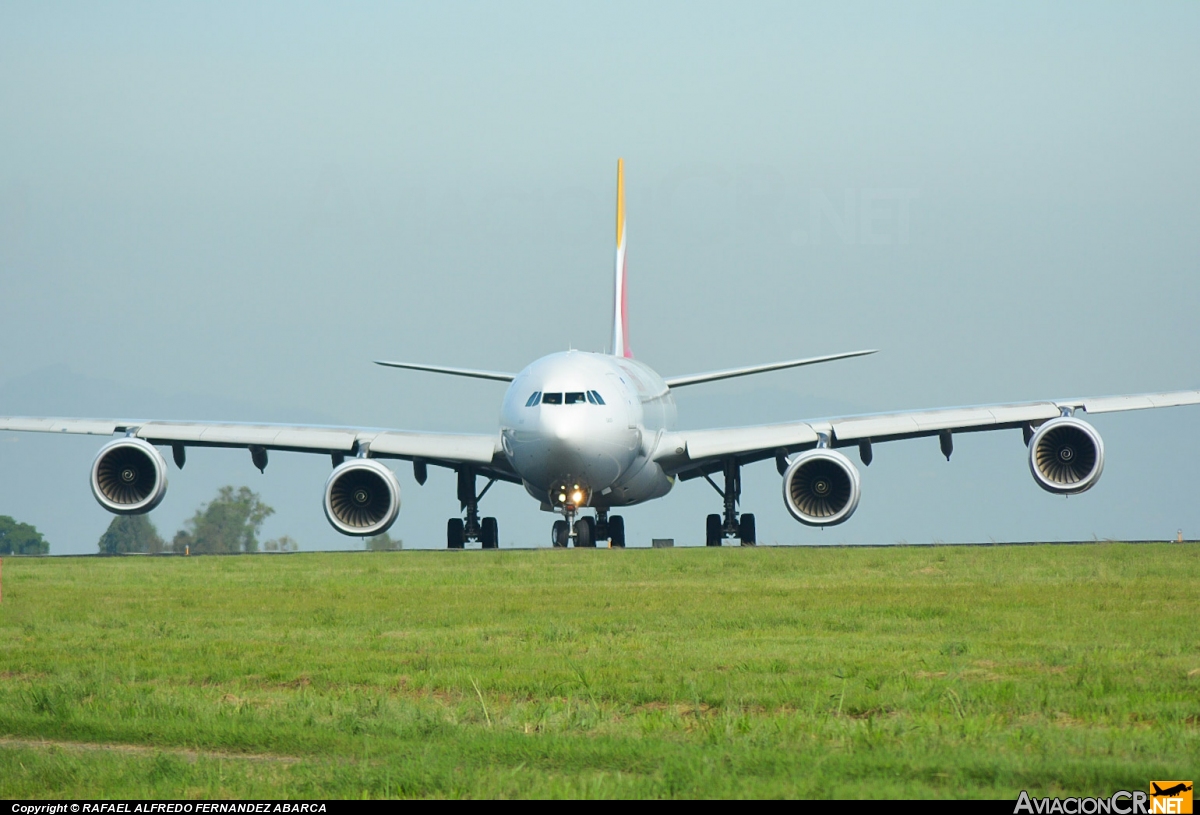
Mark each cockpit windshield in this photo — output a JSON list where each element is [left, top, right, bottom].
[[533, 391, 605, 406]]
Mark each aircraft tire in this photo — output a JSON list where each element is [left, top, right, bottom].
[[447, 518, 465, 549], [575, 517, 595, 548], [552, 520, 569, 548], [481, 516, 499, 549], [706, 514, 722, 546], [738, 513, 756, 546], [609, 515, 625, 548]]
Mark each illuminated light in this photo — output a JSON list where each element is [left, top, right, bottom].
[[572, 491, 583, 504], [558, 493, 567, 502]]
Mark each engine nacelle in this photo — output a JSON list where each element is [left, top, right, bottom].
[[90, 438, 168, 514], [323, 459, 401, 536], [1028, 416, 1104, 494], [782, 449, 861, 526]]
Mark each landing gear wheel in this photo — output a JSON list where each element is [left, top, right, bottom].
[[706, 514, 722, 547], [608, 515, 625, 548], [552, 520, 569, 548], [481, 516, 499, 549], [575, 517, 595, 548], [447, 518, 465, 550], [738, 513, 756, 546]]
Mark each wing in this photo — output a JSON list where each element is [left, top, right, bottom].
[[373, 360, 516, 382], [663, 350, 877, 388], [654, 390, 1200, 479], [0, 417, 517, 481]]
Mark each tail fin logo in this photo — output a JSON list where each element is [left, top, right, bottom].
[[612, 158, 632, 358]]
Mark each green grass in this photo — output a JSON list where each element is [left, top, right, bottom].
[[0, 544, 1197, 798]]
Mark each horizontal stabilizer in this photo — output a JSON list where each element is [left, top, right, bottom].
[[374, 360, 515, 382], [664, 349, 877, 388]]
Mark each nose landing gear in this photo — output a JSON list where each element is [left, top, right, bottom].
[[447, 467, 499, 549], [704, 458, 756, 546], [550, 506, 626, 548]]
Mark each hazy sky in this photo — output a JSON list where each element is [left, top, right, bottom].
[[2, 2, 1198, 553]]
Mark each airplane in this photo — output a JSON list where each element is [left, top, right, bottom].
[[1151, 784, 1192, 798], [3, 159, 1200, 550]]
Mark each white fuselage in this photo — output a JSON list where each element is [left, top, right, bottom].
[[499, 351, 677, 510]]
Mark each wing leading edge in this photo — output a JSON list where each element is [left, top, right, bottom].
[[664, 350, 877, 388], [373, 360, 516, 382], [654, 389, 1200, 479], [0, 417, 513, 479]]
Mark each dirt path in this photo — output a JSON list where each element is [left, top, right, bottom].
[[0, 735, 302, 764]]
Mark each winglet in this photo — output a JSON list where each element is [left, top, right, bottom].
[[612, 158, 632, 358]]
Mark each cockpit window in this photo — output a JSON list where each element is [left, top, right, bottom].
[[538, 391, 602, 406]]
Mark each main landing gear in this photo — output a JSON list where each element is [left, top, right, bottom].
[[447, 467, 499, 549], [552, 507, 626, 548], [704, 458, 756, 546]]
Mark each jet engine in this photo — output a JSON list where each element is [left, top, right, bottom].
[[323, 459, 401, 536], [1028, 417, 1104, 494], [90, 438, 168, 514], [782, 449, 861, 526]]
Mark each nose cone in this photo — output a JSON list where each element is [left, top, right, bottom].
[[551, 417, 574, 441], [506, 408, 640, 493], [500, 350, 655, 497]]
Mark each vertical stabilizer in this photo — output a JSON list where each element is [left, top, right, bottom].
[[611, 158, 632, 358]]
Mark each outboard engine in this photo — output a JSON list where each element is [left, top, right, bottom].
[[1028, 417, 1104, 494], [90, 438, 168, 514], [782, 449, 861, 526], [323, 459, 401, 536]]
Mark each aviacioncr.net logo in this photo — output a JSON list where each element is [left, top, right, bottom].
[[1015, 791, 1147, 814], [1016, 783, 1193, 815]]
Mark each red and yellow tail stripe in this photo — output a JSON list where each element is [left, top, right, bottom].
[[612, 158, 632, 358]]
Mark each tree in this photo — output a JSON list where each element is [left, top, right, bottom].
[[171, 486, 274, 554], [364, 532, 402, 551], [98, 515, 165, 554], [262, 535, 298, 552], [0, 516, 49, 555]]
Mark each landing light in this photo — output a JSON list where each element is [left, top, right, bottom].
[[571, 490, 583, 504], [558, 492, 567, 502]]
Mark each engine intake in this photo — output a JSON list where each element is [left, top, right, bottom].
[[90, 438, 168, 514], [1028, 417, 1104, 494], [323, 459, 401, 536], [782, 449, 861, 526]]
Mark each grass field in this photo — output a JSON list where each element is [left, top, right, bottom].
[[0, 543, 1197, 799]]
